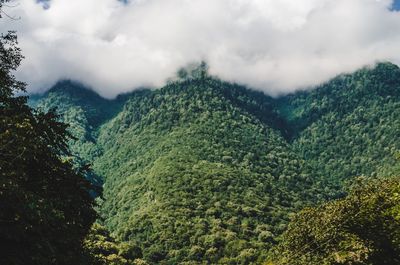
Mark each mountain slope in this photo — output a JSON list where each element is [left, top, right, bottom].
[[32, 62, 400, 264], [93, 78, 317, 264], [279, 62, 400, 187], [34, 80, 125, 164], [33, 80, 127, 186]]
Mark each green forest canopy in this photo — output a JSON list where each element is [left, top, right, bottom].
[[33, 62, 400, 264]]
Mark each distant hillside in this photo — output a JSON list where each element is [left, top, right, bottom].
[[279, 62, 400, 187], [33, 62, 400, 264]]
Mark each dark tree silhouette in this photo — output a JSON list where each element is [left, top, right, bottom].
[[0, 2, 97, 264]]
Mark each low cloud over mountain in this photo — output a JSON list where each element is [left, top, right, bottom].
[[1, 0, 400, 98]]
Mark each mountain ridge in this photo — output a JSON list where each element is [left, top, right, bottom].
[[32, 62, 400, 264], [32, 62, 400, 140]]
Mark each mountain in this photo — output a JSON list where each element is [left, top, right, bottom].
[[32, 62, 400, 264], [34, 80, 124, 162], [279, 62, 400, 187]]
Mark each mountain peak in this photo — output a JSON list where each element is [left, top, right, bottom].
[[47, 80, 103, 99]]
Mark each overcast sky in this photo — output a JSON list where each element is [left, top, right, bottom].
[[1, 0, 400, 98]]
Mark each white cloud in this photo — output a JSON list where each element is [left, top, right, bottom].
[[1, 0, 400, 98]]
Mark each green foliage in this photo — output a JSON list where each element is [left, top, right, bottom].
[[83, 223, 146, 265], [0, 106, 96, 265], [33, 80, 125, 186], [273, 176, 400, 265], [174, 61, 209, 82], [33, 62, 400, 264], [279, 62, 400, 188], [93, 78, 316, 264], [36, 78, 318, 264], [34, 80, 123, 163], [0, 14, 97, 265]]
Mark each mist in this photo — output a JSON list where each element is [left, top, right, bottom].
[[1, 0, 400, 98]]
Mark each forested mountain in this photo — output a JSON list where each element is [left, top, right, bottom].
[[32, 62, 400, 264], [35, 81, 124, 165], [279, 62, 400, 188]]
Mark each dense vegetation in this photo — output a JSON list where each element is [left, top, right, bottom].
[[38, 77, 319, 264], [0, 15, 96, 265], [33, 62, 400, 264], [3, 0, 398, 260], [272, 176, 400, 265], [279, 63, 400, 188], [83, 223, 148, 265]]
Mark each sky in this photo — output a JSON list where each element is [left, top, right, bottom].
[[393, 0, 400, 10], [1, 0, 400, 98]]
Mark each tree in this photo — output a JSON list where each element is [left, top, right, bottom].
[[0, 2, 97, 264], [272, 176, 400, 265], [83, 223, 143, 265]]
